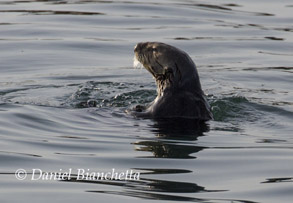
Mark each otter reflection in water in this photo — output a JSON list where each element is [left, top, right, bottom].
[[129, 42, 213, 120], [134, 118, 209, 158]]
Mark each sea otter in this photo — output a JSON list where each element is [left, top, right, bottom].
[[129, 42, 213, 120]]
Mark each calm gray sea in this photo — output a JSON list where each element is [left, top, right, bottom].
[[1, 0, 293, 202]]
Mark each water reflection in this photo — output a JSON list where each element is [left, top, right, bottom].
[[261, 177, 293, 183], [134, 140, 205, 159], [66, 169, 212, 193], [88, 190, 259, 203], [0, 10, 105, 15], [63, 119, 226, 201], [150, 118, 210, 137], [134, 118, 209, 159]]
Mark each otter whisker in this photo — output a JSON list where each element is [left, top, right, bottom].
[[133, 55, 143, 69]]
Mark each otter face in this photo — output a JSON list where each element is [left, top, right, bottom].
[[134, 42, 182, 79]]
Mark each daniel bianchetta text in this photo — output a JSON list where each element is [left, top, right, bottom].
[[15, 168, 140, 181]]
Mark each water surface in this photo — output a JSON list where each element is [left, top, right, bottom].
[[1, 0, 293, 202]]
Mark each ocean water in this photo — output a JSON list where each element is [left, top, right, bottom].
[[0, 0, 293, 202]]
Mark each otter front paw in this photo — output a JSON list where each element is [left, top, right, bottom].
[[134, 105, 146, 112]]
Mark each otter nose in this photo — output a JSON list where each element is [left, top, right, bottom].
[[134, 44, 139, 52]]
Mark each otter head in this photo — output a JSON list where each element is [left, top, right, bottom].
[[134, 42, 201, 95]]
